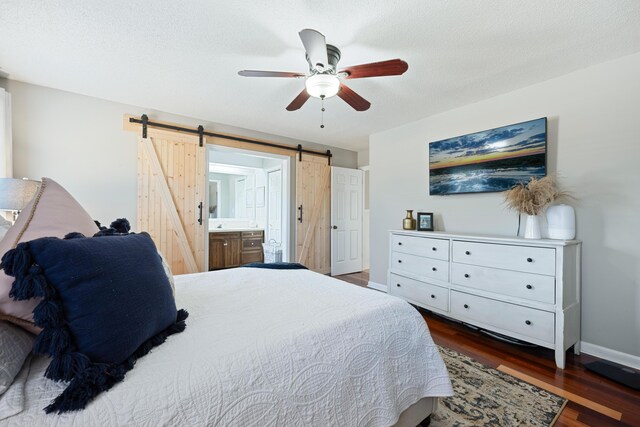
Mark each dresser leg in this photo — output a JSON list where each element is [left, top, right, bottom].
[[573, 341, 581, 355], [555, 349, 566, 369]]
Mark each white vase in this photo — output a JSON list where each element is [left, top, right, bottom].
[[524, 214, 542, 239], [546, 204, 576, 239]]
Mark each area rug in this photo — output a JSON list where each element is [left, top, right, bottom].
[[431, 346, 567, 427]]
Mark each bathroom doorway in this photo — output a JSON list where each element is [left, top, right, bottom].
[[206, 145, 290, 270]]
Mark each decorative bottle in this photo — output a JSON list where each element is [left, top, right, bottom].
[[403, 210, 416, 230]]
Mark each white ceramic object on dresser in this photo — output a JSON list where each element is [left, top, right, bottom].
[[388, 230, 582, 369], [546, 204, 576, 239], [524, 214, 542, 239]]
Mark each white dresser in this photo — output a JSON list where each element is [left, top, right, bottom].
[[387, 230, 581, 368]]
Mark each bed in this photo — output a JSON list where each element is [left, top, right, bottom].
[[0, 267, 452, 426]]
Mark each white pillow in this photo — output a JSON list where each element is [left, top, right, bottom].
[[0, 217, 11, 243], [0, 321, 34, 396]]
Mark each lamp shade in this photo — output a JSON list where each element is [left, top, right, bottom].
[[0, 178, 40, 210], [305, 74, 340, 99]]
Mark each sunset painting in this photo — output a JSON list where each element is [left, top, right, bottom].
[[429, 118, 547, 195]]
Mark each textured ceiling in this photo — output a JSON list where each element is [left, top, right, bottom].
[[1, 1, 640, 152]]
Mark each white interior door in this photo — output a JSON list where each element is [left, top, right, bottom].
[[234, 178, 246, 218], [267, 168, 282, 244], [331, 166, 363, 276]]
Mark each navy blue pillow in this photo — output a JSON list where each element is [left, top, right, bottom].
[[241, 262, 308, 270], [0, 232, 187, 413]]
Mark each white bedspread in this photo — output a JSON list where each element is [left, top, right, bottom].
[[0, 268, 452, 426]]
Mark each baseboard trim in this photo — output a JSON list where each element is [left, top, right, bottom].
[[581, 341, 640, 370], [367, 281, 387, 293]]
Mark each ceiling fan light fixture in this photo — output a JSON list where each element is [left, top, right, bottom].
[[305, 74, 340, 99]]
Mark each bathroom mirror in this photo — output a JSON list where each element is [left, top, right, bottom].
[[208, 172, 255, 220]]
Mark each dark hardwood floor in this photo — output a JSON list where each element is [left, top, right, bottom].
[[335, 271, 640, 427]]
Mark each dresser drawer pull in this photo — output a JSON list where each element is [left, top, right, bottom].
[[432, 247, 437, 251], [527, 257, 533, 263], [430, 294, 436, 299], [398, 260, 402, 263], [525, 320, 532, 325], [464, 304, 469, 309], [396, 283, 401, 287], [398, 242, 402, 246], [526, 284, 533, 289], [464, 273, 470, 278], [432, 267, 437, 271], [465, 251, 471, 255]]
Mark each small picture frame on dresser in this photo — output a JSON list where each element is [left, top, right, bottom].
[[417, 212, 434, 231]]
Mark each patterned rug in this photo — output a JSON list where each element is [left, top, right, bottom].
[[431, 346, 567, 427]]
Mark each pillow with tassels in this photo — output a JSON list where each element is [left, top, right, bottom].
[[94, 218, 176, 294], [0, 231, 188, 413]]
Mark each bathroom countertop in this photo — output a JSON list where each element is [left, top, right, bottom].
[[208, 228, 264, 233]]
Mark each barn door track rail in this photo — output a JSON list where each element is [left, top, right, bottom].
[[129, 114, 332, 164]]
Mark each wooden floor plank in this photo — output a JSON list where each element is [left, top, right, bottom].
[[498, 365, 622, 420]]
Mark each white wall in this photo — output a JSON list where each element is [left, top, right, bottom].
[[370, 52, 640, 358], [0, 80, 357, 225], [0, 88, 11, 178], [357, 150, 369, 168]]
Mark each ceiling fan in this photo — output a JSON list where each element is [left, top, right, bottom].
[[238, 29, 408, 112]]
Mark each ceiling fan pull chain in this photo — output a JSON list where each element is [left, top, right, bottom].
[[320, 95, 325, 129]]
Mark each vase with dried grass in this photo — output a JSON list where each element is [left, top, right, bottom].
[[503, 175, 570, 239]]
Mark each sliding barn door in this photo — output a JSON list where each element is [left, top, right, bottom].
[[295, 154, 331, 274], [137, 129, 206, 275]]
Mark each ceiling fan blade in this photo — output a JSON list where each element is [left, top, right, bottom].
[[238, 70, 305, 78], [286, 89, 311, 111], [299, 29, 328, 71], [337, 83, 371, 111], [340, 59, 408, 79]]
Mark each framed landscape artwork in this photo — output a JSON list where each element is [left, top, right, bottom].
[[429, 118, 547, 195]]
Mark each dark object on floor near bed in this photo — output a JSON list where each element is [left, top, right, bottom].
[[585, 360, 640, 391], [0, 232, 187, 413], [242, 262, 308, 270]]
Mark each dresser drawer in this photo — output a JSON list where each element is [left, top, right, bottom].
[[242, 238, 262, 251], [241, 251, 263, 264], [452, 241, 555, 276], [242, 231, 264, 239], [389, 274, 449, 312], [390, 234, 449, 261], [390, 252, 449, 282], [451, 263, 555, 304], [450, 291, 555, 344]]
